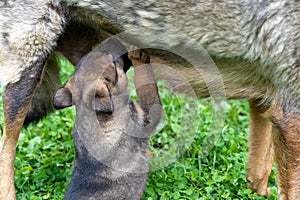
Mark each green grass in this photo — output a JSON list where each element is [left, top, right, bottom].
[[0, 56, 278, 199]]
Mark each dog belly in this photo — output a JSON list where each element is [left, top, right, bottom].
[[149, 52, 271, 101]]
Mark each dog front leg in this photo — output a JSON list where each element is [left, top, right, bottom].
[[246, 100, 273, 196], [0, 62, 45, 200]]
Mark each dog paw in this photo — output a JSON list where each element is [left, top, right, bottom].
[[246, 176, 270, 197], [128, 46, 150, 65]]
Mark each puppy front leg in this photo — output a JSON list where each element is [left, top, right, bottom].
[[128, 47, 161, 115]]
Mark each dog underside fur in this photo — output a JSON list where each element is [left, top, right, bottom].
[[0, 1, 299, 199]]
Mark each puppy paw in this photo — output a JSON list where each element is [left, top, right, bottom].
[[128, 46, 150, 65]]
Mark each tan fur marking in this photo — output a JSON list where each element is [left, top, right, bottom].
[[268, 102, 300, 200], [247, 100, 273, 196]]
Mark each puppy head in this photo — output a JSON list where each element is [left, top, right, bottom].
[[53, 40, 131, 114]]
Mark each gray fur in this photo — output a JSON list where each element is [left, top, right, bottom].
[[0, 0, 299, 107], [72, 0, 299, 107]]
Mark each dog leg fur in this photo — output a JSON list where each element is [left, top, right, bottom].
[[0, 59, 47, 200], [268, 101, 300, 200], [246, 100, 273, 196], [24, 53, 60, 123]]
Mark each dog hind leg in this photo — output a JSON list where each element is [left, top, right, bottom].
[[268, 100, 300, 200], [246, 100, 273, 196]]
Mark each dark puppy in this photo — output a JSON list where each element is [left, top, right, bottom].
[[53, 40, 161, 200]]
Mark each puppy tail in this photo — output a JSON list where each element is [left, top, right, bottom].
[[24, 52, 61, 124]]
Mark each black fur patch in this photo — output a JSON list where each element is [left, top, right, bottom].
[[3, 57, 47, 123]]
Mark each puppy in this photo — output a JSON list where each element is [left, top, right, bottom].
[[53, 39, 162, 200]]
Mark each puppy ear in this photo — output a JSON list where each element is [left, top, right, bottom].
[[53, 84, 73, 109], [93, 83, 114, 114]]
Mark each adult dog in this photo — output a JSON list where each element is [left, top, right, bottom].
[[0, 1, 299, 199]]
